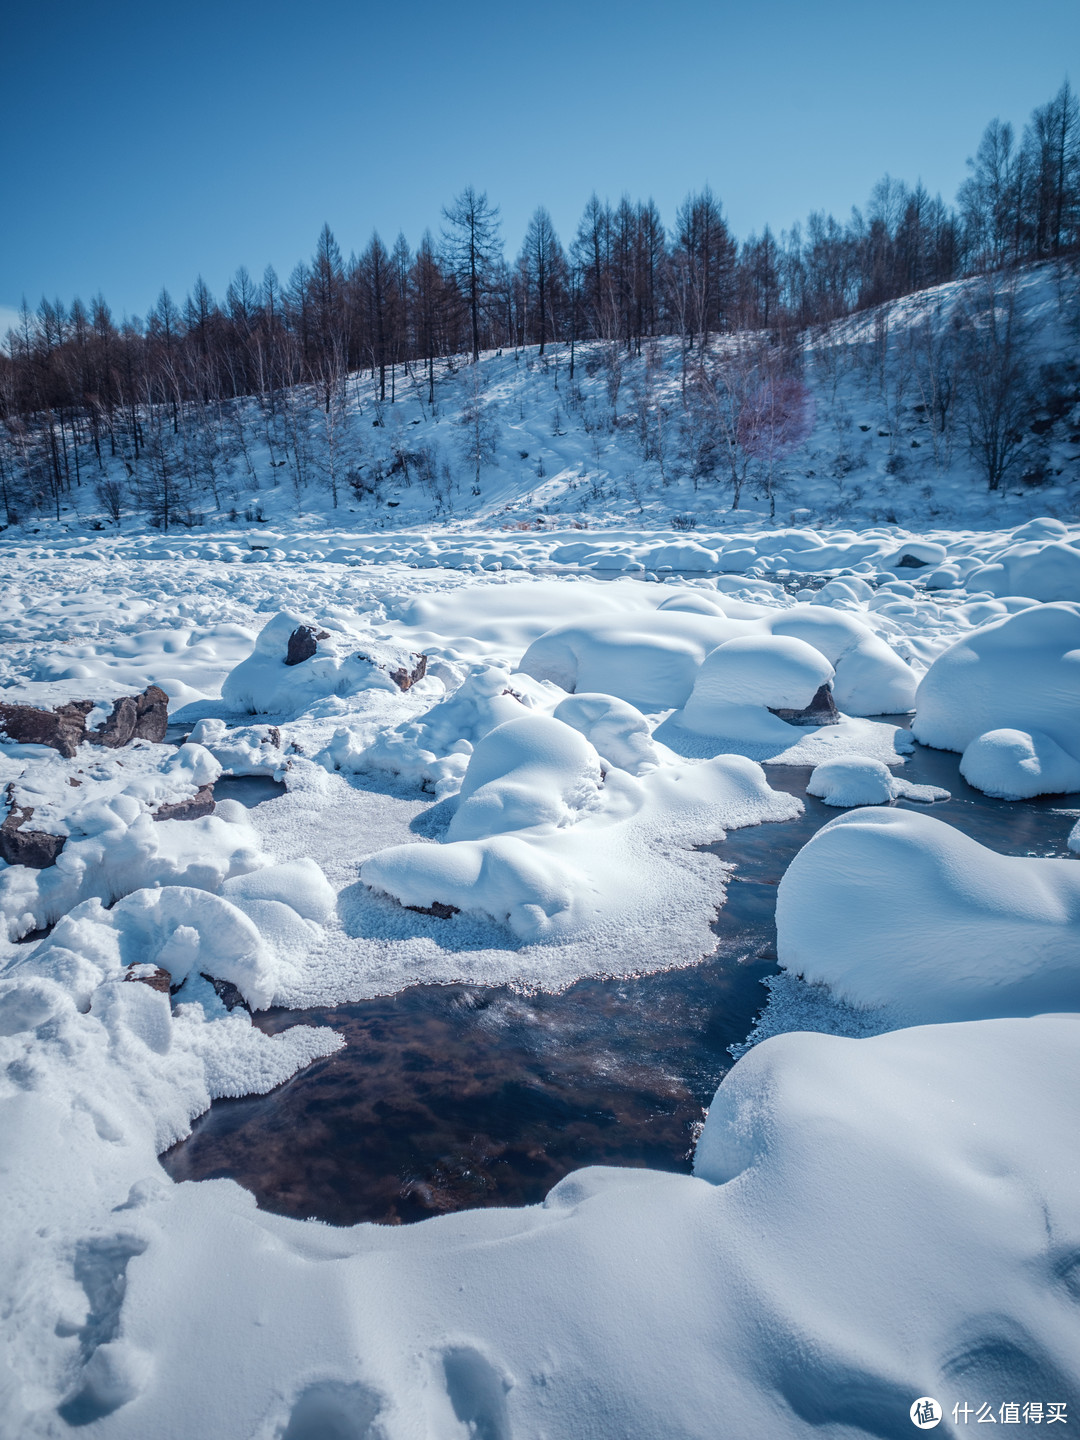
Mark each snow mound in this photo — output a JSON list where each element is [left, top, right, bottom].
[[187, 718, 288, 776], [519, 601, 916, 718], [770, 606, 918, 714], [806, 756, 949, 806], [913, 603, 1080, 767], [221, 610, 427, 718], [0, 808, 266, 941], [686, 634, 833, 711], [959, 727, 1080, 800], [341, 661, 561, 798], [967, 539, 1080, 602], [447, 714, 603, 842], [681, 634, 833, 739], [519, 609, 742, 708], [14, 859, 333, 1010], [775, 808, 1080, 1022], [551, 693, 660, 775], [361, 747, 799, 943]]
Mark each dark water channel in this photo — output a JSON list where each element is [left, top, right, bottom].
[[162, 737, 1079, 1226]]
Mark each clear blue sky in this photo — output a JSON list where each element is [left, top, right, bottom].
[[2, 0, 1076, 330]]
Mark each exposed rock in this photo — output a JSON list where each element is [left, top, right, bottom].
[[769, 684, 842, 728], [89, 684, 170, 747], [897, 553, 928, 569], [91, 694, 138, 747], [388, 653, 428, 692], [153, 785, 216, 822], [0, 699, 92, 758], [133, 685, 170, 741], [405, 899, 459, 920], [285, 626, 329, 666], [0, 795, 66, 869], [0, 685, 170, 758], [124, 965, 173, 994], [200, 972, 250, 1012]]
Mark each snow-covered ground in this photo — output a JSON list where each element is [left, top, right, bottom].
[[1, 513, 1079, 1437]]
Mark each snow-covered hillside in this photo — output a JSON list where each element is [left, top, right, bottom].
[[9, 262, 1080, 545]]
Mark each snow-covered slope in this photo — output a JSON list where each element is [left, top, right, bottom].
[[12, 262, 1080, 544]]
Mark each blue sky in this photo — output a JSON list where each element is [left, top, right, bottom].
[[2, 0, 1077, 331]]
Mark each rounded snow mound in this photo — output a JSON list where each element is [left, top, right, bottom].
[[447, 713, 603, 842], [807, 757, 950, 807], [959, 727, 1080, 800], [914, 602, 1080, 761], [552, 693, 659, 775], [775, 808, 1080, 1023], [686, 635, 833, 714]]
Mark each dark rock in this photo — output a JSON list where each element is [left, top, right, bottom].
[[153, 785, 216, 822], [124, 966, 173, 994], [769, 684, 841, 728], [285, 626, 330, 666], [0, 699, 92, 758], [406, 899, 459, 920], [200, 972, 250, 1011], [0, 795, 66, 868], [388, 654, 427, 692], [133, 685, 169, 742], [91, 695, 138, 748], [897, 553, 928, 569]]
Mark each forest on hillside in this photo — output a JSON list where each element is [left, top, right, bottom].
[[1, 82, 1078, 526]]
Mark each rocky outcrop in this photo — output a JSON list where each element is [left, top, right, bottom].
[[769, 684, 842, 728], [0, 796, 66, 869], [123, 965, 173, 994], [0, 700, 93, 759], [0, 685, 170, 757], [153, 785, 216, 822]]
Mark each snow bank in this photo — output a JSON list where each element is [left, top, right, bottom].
[[775, 808, 1080, 1022], [4, 997, 1078, 1437], [806, 756, 950, 806]]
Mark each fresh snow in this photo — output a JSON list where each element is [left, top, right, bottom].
[[1, 500, 1080, 1437]]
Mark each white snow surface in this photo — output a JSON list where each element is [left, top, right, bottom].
[[806, 756, 950, 806], [1, 519, 1080, 1437], [913, 602, 1080, 796], [776, 807, 1080, 1023]]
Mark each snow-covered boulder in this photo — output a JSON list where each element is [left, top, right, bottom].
[[221, 611, 428, 717], [913, 604, 1080, 783], [770, 606, 917, 714], [681, 635, 834, 737], [188, 718, 287, 777], [806, 756, 949, 806], [965, 539, 1080, 602], [551, 693, 659, 775], [519, 610, 742, 708], [447, 715, 603, 842], [959, 727, 1080, 799], [775, 808, 1080, 1023]]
